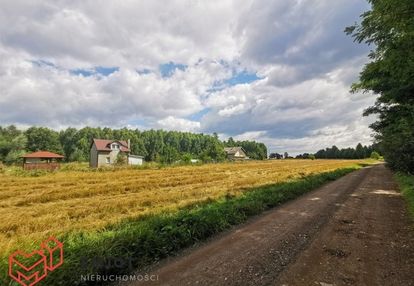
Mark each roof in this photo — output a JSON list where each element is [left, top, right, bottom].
[[22, 151, 64, 159], [128, 154, 144, 159], [92, 139, 130, 152], [224, 147, 246, 155]]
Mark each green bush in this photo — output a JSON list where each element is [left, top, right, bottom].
[[115, 153, 127, 165], [395, 173, 414, 219], [370, 151, 381, 160]]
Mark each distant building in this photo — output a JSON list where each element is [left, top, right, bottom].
[[224, 147, 249, 160], [90, 139, 144, 168], [22, 151, 64, 170]]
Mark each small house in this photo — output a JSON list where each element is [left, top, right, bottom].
[[22, 151, 64, 170], [224, 147, 249, 160], [90, 139, 144, 168]]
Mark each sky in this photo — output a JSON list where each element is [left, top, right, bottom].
[[0, 0, 376, 154]]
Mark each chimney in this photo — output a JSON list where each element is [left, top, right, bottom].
[[127, 139, 131, 150]]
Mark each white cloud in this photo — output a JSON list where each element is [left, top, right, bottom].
[[233, 131, 267, 141], [255, 117, 376, 155], [156, 116, 200, 132], [0, 51, 228, 128], [0, 1, 243, 69]]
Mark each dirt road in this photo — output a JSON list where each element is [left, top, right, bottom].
[[127, 164, 414, 286]]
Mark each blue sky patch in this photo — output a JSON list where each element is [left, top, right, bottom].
[[187, 108, 211, 121], [71, 66, 119, 77], [225, 70, 263, 86], [159, 62, 187, 78], [71, 69, 94, 77], [95, 66, 119, 76], [206, 69, 263, 93]]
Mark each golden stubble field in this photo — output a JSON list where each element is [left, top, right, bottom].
[[0, 159, 363, 255]]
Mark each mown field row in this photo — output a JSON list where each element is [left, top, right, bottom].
[[0, 160, 362, 252], [0, 159, 368, 285]]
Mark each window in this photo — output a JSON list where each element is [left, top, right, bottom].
[[106, 157, 110, 164], [111, 143, 119, 150]]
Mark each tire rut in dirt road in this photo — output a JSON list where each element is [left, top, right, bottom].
[[124, 166, 382, 286], [276, 164, 414, 286]]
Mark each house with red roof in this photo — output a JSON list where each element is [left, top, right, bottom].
[[90, 139, 144, 168]]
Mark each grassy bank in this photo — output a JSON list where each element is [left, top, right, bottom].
[[395, 173, 414, 219], [4, 166, 359, 285]]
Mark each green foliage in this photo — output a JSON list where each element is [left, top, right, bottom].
[[26, 167, 358, 285], [295, 153, 314, 159], [0, 126, 27, 164], [68, 148, 87, 162], [370, 151, 381, 160], [201, 140, 226, 162], [313, 143, 379, 159], [4, 150, 26, 164], [160, 145, 180, 164], [25, 127, 63, 154], [269, 152, 283, 159], [3, 166, 49, 177], [181, 153, 192, 164], [346, 0, 414, 173], [115, 153, 128, 165], [395, 173, 414, 219]]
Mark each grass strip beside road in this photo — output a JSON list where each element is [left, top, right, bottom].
[[23, 166, 360, 285], [395, 173, 414, 220]]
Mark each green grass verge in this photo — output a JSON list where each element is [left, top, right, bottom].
[[3, 167, 359, 285], [395, 172, 414, 219]]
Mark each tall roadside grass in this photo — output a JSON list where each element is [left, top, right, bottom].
[[14, 166, 359, 286], [395, 173, 414, 219]]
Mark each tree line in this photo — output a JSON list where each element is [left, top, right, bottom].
[[269, 143, 380, 160], [0, 125, 268, 164], [346, 0, 414, 173], [313, 143, 379, 159]]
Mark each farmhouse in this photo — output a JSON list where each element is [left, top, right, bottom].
[[90, 139, 144, 168], [22, 151, 64, 170], [224, 147, 249, 160]]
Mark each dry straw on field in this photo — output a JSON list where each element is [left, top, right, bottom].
[[0, 160, 362, 255]]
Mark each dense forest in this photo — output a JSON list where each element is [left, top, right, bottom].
[[0, 125, 268, 164], [346, 0, 414, 173], [313, 143, 379, 159]]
